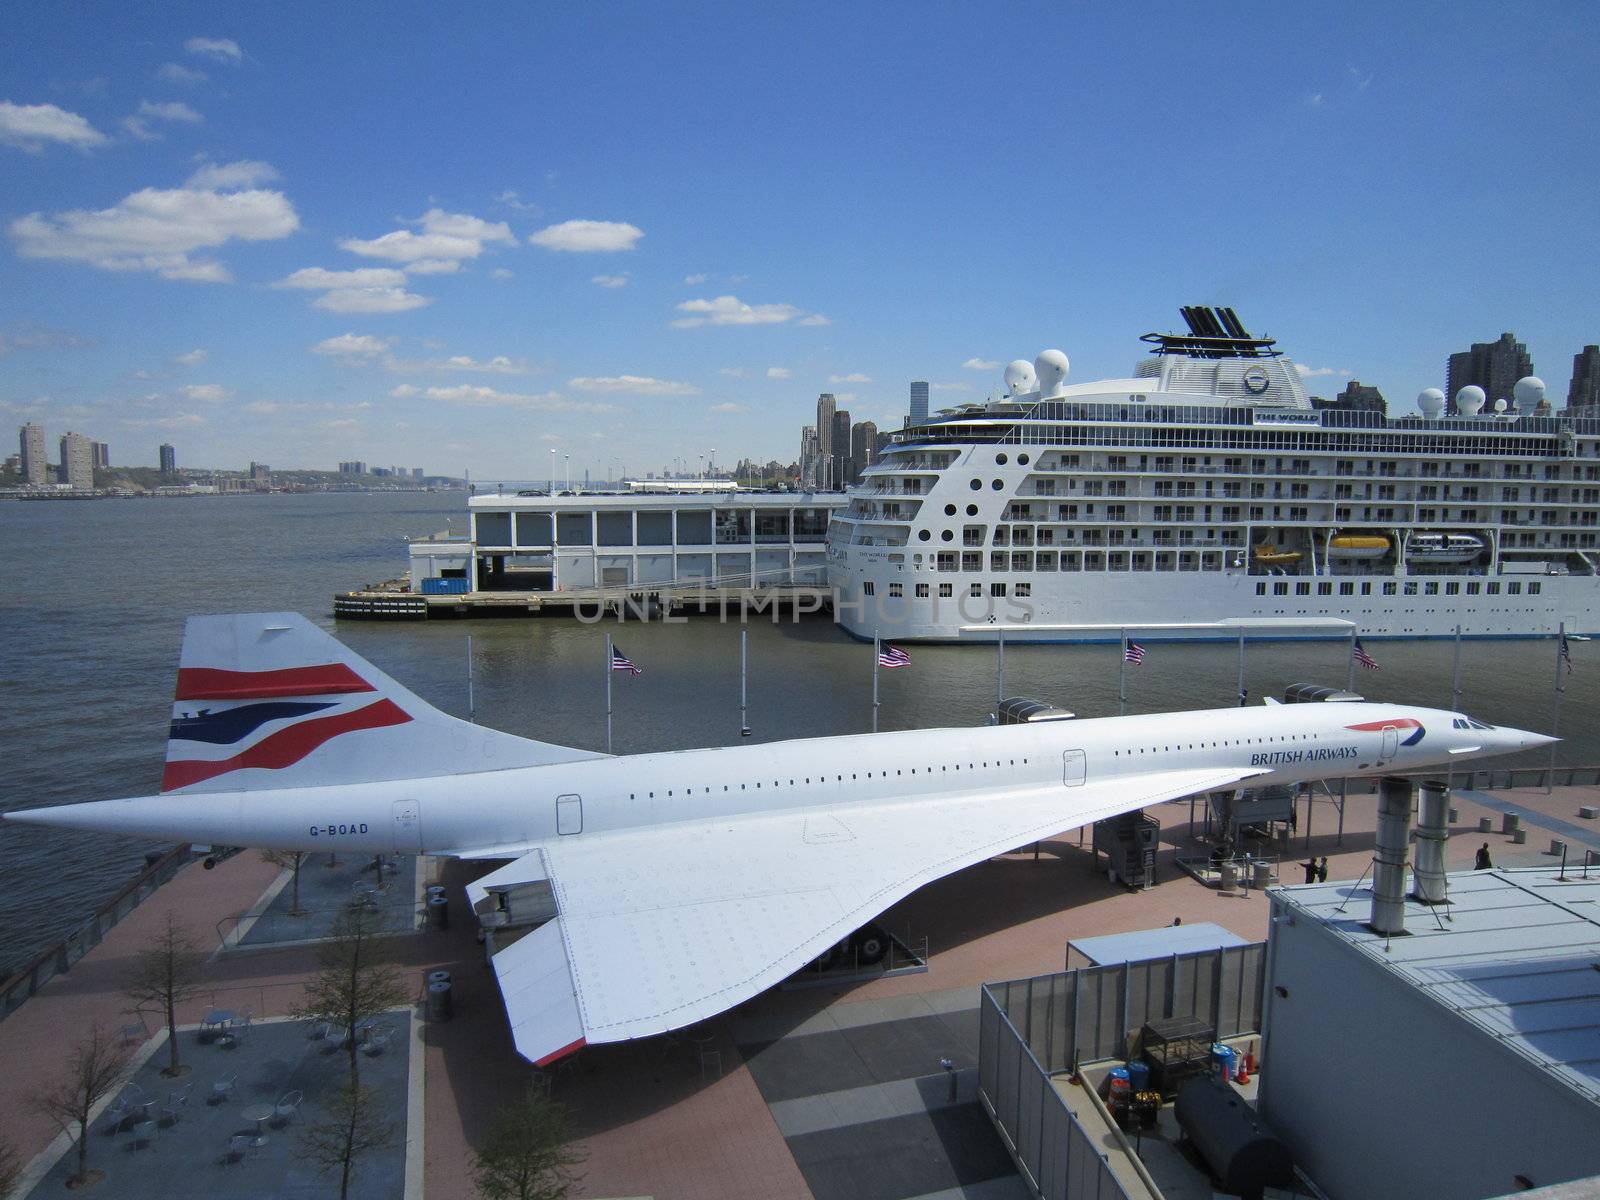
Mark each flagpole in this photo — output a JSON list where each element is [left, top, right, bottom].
[[872, 636, 881, 734], [1346, 626, 1357, 693], [466, 633, 475, 723], [605, 633, 613, 754], [1119, 628, 1128, 716], [740, 628, 750, 738], [996, 627, 1006, 711], [1236, 628, 1246, 706], [1549, 622, 1565, 792], [1448, 623, 1462, 793]]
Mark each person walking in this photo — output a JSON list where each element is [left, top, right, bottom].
[[1475, 843, 1493, 870], [1300, 858, 1318, 885], [1315, 857, 1329, 883]]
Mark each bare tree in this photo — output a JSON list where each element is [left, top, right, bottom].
[[32, 1023, 131, 1188], [293, 902, 406, 1086], [472, 1084, 585, 1200], [0, 1137, 21, 1200], [300, 1083, 394, 1200], [261, 848, 309, 915], [124, 911, 207, 1076]]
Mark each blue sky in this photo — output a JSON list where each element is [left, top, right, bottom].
[[3, 3, 1598, 479]]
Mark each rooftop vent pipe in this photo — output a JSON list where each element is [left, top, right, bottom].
[[1413, 780, 1450, 905], [1370, 775, 1413, 936]]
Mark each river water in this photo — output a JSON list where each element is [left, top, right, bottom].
[[1, 490, 1593, 975]]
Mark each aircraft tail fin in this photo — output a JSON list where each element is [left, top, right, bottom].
[[161, 613, 605, 794]]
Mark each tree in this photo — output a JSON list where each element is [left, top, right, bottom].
[[293, 902, 406, 1086], [300, 1084, 394, 1200], [33, 1023, 130, 1188], [261, 848, 309, 916], [472, 1084, 586, 1200], [0, 1137, 21, 1200], [124, 911, 207, 1076]]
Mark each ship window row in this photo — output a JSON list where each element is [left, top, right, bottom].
[[474, 507, 834, 548], [625, 756, 1035, 801], [1253, 579, 1535, 597], [962, 426, 1579, 458]]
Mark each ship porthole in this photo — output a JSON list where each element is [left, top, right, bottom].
[[944, 503, 957, 516], [969, 479, 981, 490], [991, 479, 1003, 490], [966, 504, 978, 516], [918, 529, 930, 541], [996, 453, 1008, 465]]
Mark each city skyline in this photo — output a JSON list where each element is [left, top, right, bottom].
[[3, 4, 1599, 477]]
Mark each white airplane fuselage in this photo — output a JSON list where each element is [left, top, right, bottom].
[[19, 701, 1539, 857]]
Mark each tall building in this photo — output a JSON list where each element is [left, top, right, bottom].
[[159, 443, 176, 474], [831, 407, 852, 491], [815, 394, 836, 488], [338, 461, 367, 475], [850, 420, 878, 484], [908, 381, 929, 427], [1333, 380, 1386, 413], [1445, 332, 1533, 413], [19, 422, 46, 485], [798, 425, 820, 490], [1569, 346, 1600, 410], [91, 441, 109, 469], [58, 431, 94, 489]]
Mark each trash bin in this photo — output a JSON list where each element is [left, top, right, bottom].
[[1251, 860, 1272, 890], [426, 980, 452, 1022], [427, 969, 451, 989], [1501, 812, 1520, 835], [1219, 861, 1239, 892], [1477, 817, 1493, 834], [427, 895, 449, 931], [1126, 1060, 1151, 1094]]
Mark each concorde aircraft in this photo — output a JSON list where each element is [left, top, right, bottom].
[[4, 613, 1551, 1066]]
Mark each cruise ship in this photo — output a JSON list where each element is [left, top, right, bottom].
[[828, 307, 1600, 642]]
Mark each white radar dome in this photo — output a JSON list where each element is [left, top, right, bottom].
[[1492, 398, 1508, 413], [1453, 385, 1485, 416], [1034, 349, 1070, 399], [1513, 376, 1547, 409], [1003, 359, 1037, 396], [1417, 388, 1446, 418]]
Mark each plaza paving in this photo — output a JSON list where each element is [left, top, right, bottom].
[[233, 852, 420, 948]]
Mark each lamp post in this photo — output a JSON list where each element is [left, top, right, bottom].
[[549, 447, 556, 493]]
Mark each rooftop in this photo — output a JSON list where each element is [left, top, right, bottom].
[[1273, 864, 1600, 1104]]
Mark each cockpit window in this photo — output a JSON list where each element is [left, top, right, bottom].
[[1456, 716, 1494, 731]]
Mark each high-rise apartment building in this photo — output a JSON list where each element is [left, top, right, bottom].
[[831, 408, 852, 492], [91, 441, 109, 469], [1569, 346, 1600, 411], [19, 422, 46, 485], [908, 381, 929, 427], [1445, 332, 1533, 413], [159, 443, 176, 474], [798, 425, 820, 490], [850, 420, 878, 484], [59, 431, 94, 489], [338, 461, 368, 475], [815, 394, 836, 488]]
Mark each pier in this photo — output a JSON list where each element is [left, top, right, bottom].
[[335, 578, 835, 620]]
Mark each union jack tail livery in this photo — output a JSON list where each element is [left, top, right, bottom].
[[162, 613, 606, 793]]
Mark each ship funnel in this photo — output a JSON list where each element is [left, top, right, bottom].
[[1413, 780, 1449, 904], [1370, 775, 1413, 936]]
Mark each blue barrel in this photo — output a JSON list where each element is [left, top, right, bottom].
[[1107, 1065, 1131, 1102], [1211, 1044, 1236, 1080], [1127, 1060, 1151, 1094]]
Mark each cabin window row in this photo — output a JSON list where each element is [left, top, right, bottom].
[[625, 757, 1032, 799]]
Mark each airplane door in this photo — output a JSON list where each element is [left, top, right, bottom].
[[1380, 726, 1399, 762], [556, 794, 583, 835], [392, 800, 422, 853], [1063, 750, 1086, 787]]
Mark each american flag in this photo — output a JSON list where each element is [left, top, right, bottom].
[[877, 644, 911, 669], [1560, 631, 1574, 674], [1123, 641, 1146, 665], [1353, 638, 1380, 670], [610, 645, 642, 675]]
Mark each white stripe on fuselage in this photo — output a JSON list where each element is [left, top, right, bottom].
[[14, 702, 1506, 856]]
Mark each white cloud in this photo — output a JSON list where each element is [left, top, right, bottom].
[[1294, 363, 1351, 378], [341, 208, 515, 266], [829, 372, 871, 384], [708, 402, 745, 414], [157, 62, 207, 86], [684, 272, 708, 285], [180, 383, 229, 401], [591, 273, 629, 288], [312, 333, 390, 359], [437, 355, 528, 374], [400, 384, 608, 412], [798, 314, 830, 326], [136, 99, 202, 124], [672, 295, 804, 329], [0, 101, 109, 151], [405, 258, 460, 275], [275, 266, 409, 290], [568, 375, 699, 396], [185, 160, 278, 190], [185, 37, 242, 62], [10, 181, 299, 282], [172, 348, 207, 366], [495, 189, 540, 214], [718, 367, 748, 379], [313, 286, 431, 314], [388, 385, 419, 398], [529, 219, 643, 253], [120, 116, 159, 142], [490, 267, 514, 280], [766, 367, 792, 380], [963, 357, 1000, 371]]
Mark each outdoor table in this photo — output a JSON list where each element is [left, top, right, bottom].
[[240, 1103, 275, 1147], [200, 1010, 235, 1042]]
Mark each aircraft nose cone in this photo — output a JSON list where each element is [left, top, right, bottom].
[[1518, 730, 1558, 749]]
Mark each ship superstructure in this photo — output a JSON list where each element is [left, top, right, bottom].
[[829, 307, 1600, 641]]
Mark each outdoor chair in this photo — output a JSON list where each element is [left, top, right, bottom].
[[307, 1019, 334, 1042], [101, 1095, 132, 1136], [222, 1133, 252, 1166], [363, 1026, 393, 1056], [128, 1119, 157, 1152], [160, 1083, 193, 1126], [119, 1011, 149, 1045], [209, 1072, 237, 1104], [272, 1089, 303, 1127]]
